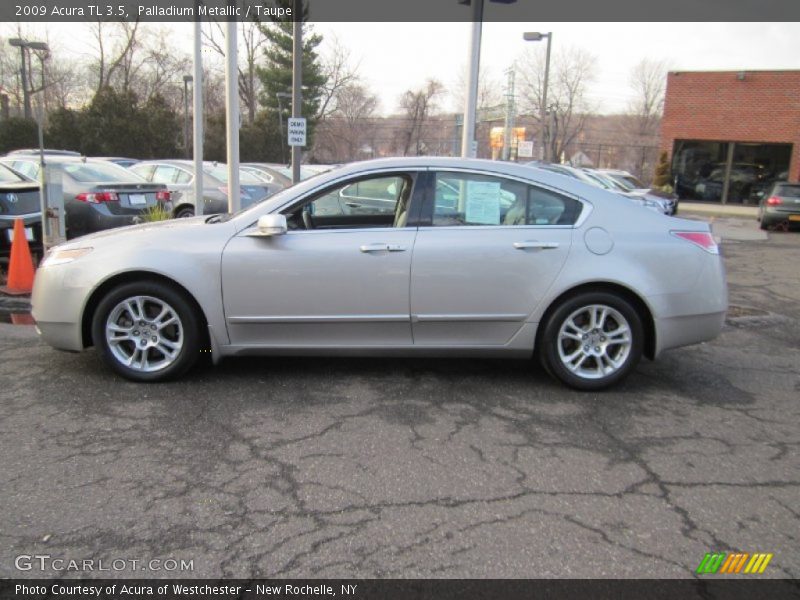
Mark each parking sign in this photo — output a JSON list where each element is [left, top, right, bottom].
[[288, 118, 307, 147]]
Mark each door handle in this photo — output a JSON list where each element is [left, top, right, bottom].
[[359, 243, 407, 253], [513, 241, 560, 250], [345, 202, 363, 208]]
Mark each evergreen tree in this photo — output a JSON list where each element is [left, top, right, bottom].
[[141, 94, 181, 158], [0, 118, 39, 154], [45, 109, 85, 153], [256, 3, 327, 155]]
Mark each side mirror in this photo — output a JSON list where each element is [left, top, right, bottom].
[[247, 214, 287, 237]]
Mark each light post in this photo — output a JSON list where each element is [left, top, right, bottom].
[[8, 38, 49, 120], [276, 92, 291, 165], [183, 75, 193, 159], [459, 0, 517, 158], [523, 31, 552, 161]]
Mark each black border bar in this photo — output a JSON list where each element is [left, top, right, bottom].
[[5, 0, 800, 22], [2, 579, 800, 600]]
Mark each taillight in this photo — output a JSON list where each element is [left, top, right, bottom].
[[766, 196, 782, 206], [671, 230, 719, 254], [75, 191, 119, 203], [156, 190, 171, 202]]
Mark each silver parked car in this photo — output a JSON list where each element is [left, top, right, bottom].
[[31, 157, 727, 390]]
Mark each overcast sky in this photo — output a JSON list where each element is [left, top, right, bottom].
[[6, 21, 800, 115]]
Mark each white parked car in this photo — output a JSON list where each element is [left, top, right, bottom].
[[32, 157, 727, 390]]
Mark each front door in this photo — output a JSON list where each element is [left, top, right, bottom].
[[221, 171, 420, 347]]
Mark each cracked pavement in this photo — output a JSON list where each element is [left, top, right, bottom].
[[0, 217, 798, 579]]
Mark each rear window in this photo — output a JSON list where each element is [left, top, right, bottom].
[[775, 184, 800, 198], [63, 161, 144, 183], [0, 164, 29, 183]]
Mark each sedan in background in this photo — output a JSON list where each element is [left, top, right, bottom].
[[0, 163, 42, 259], [131, 160, 282, 218], [758, 182, 800, 230], [241, 163, 293, 188], [527, 162, 671, 214], [0, 156, 171, 239], [32, 157, 727, 391]]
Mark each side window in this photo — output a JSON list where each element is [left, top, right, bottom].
[[12, 161, 39, 180], [431, 172, 582, 227], [175, 169, 192, 184], [152, 165, 177, 184], [283, 174, 412, 230]]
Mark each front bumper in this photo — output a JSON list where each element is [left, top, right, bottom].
[[31, 264, 88, 351]]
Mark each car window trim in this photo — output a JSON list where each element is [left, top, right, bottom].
[[419, 167, 591, 228], [238, 169, 426, 233]]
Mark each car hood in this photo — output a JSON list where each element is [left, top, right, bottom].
[[54, 215, 214, 251]]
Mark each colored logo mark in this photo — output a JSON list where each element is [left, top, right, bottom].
[[696, 552, 773, 574]]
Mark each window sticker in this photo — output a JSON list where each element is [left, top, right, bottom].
[[465, 180, 502, 225]]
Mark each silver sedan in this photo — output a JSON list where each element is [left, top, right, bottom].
[[31, 157, 727, 390]]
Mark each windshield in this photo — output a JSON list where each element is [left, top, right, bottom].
[[63, 161, 144, 183], [776, 184, 800, 198], [0, 164, 29, 183], [207, 166, 265, 185]]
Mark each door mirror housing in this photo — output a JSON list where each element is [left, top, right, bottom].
[[248, 214, 287, 237]]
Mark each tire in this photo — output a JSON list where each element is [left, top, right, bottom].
[[91, 280, 201, 382], [539, 291, 644, 391], [175, 206, 195, 218]]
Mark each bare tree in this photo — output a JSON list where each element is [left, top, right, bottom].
[[313, 82, 379, 162], [89, 22, 142, 94], [395, 79, 444, 156], [450, 65, 503, 116], [316, 35, 361, 120], [628, 59, 668, 137], [519, 45, 597, 162], [203, 20, 268, 124]]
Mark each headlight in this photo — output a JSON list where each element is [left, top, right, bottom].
[[40, 247, 93, 267]]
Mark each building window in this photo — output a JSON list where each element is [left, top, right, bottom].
[[672, 140, 792, 204]]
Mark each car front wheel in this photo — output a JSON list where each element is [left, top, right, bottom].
[[539, 292, 643, 390], [91, 281, 201, 382]]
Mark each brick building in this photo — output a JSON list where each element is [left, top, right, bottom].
[[660, 70, 800, 204]]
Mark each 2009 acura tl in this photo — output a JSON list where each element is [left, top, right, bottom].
[[31, 157, 727, 390]]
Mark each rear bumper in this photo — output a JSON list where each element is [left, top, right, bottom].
[[647, 252, 727, 357], [653, 310, 726, 357], [67, 202, 172, 237]]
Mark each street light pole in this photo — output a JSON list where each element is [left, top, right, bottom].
[[183, 75, 192, 160], [291, 0, 303, 185], [461, 0, 484, 158], [192, 15, 204, 216], [522, 31, 552, 161], [276, 92, 291, 165], [224, 18, 240, 213]]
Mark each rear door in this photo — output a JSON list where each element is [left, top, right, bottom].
[[410, 170, 582, 346]]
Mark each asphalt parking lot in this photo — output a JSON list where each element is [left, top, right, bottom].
[[0, 216, 798, 579]]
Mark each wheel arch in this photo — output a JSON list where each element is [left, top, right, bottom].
[[81, 270, 209, 349], [535, 281, 656, 360]]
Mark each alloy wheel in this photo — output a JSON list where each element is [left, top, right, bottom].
[[105, 295, 184, 373]]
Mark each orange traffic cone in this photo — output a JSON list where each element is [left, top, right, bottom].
[[1, 218, 36, 296]]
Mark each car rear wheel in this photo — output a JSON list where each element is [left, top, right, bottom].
[[175, 206, 195, 218], [91, 281, 201, 382], [539, 292, 643, 390]]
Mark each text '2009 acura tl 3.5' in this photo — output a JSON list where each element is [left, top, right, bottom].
[[31, 157, 727, 390]]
